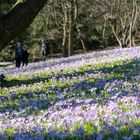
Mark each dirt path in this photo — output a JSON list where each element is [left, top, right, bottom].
[[0, 62, 14, 72]]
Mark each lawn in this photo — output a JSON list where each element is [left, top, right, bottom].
[[0, 47, 140, 140]]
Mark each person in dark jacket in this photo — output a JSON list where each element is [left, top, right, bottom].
[[41, 40, 50, 60], [22, 44, 29, 67], [15, 42, 23, 68]]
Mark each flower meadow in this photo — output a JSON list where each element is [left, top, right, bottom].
[[0, 47, 140, 140]]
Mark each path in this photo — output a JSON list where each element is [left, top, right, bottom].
[[0, 62, 14, 72]]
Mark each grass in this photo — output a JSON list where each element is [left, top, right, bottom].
[[0, 47, 140, 139]]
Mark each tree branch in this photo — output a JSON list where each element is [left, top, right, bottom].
[[0, 0, 47, 51]]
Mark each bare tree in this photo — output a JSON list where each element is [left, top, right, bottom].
[[61, 0, 75, 57], [105, 0, 140, 48]]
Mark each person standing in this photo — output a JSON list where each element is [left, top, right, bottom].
[[41, 40, 50, 60], [15, 42, 23, 68], [22, 44, 29, 67]]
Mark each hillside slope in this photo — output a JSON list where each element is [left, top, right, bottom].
[[0, 47, 140, 140]]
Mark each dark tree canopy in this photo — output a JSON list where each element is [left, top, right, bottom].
[[0, 0, 47, 52]]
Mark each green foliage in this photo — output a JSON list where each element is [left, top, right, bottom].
[[0, 0, 140, 61], [0, 0, 16, 15]]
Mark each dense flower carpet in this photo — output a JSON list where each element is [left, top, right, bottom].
[[0, 47, 140, 140]]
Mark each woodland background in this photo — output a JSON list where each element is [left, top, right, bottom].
[[0, 0, 140, 61]]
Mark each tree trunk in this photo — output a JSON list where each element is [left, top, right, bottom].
[[68, 2, 73, 57], [62, 2, 68, 57], [102, 16, 107, 48], [0, 0, 47, 52], [74, 0, 86, 53]]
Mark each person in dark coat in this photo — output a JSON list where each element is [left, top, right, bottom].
[[15, 42, 23, 68], [41, 40, 50, 60], [22, 45, 29, 67]]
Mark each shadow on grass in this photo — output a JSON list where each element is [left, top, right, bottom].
[[0, 59, 140, 139], [2, 58, 139, 89], [0, 59, 138, 118], [0, 59, 139, 113]]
